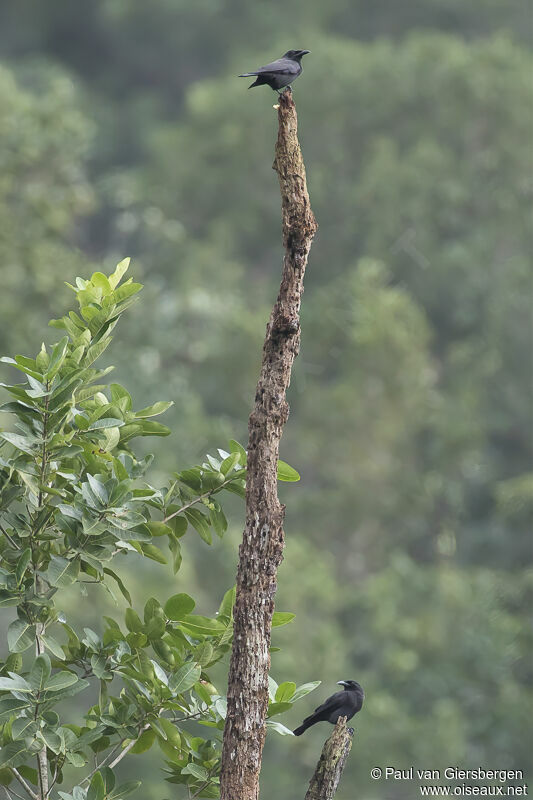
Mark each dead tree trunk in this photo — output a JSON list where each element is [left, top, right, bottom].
[[304, 718, 354, 800], [219, 89, 318, 800]]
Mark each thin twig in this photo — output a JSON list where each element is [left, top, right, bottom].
[[108, 723, 150, 770], [79, 739, 125, 787], [162, 475, 238, 524], [0, 525, 21, 551], [190, 766, 218, 799], [11, 770, 38, 800]]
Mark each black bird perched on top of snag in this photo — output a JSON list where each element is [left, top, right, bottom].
[[293, 680, 364, 736], [239, 49, 310, 93]]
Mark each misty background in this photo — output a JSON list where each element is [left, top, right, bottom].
[[0, 1, 531, 797]]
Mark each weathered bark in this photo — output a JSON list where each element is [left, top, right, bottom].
[[219, 89, 317, 800], [304, 718, 354, 800]]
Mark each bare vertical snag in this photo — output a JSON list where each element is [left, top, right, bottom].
[[304, 718, 354, 800], [219, 89, 318, 800]]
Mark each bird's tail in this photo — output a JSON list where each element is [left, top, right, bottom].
[[293, 716, 315, 736], [293, 723, 307, 736], [238, 73, 260, 89]]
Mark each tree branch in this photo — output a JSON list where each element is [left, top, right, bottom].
[[107, 723, 150, 770], [219, 88, 317, 800], [10, 771, 38, 800], [304, 718, 354, 800]]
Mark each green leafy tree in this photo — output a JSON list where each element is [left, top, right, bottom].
[[0, 262, 315, 799]]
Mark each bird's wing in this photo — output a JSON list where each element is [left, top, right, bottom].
[[249, 58, 300, 76], [312, 691, 345, 716]]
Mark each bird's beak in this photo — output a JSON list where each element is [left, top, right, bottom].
[[300, 50, 310, 56], [337, 681, 348, 686]]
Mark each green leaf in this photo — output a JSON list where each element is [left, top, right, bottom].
[[266, 720, 295, 736], [126, 632, 147, 648], [87, 474, 108, 504], [275, 681, 296, 703], [179, 615, 226, 636], [139, 543, 168, 564], [0, 676, 32, 693], [41, 633, 65, 659], [47, 336, 69, 379], [0, 767, 12, 786], [144, 598, 163, 623], [103, 568, 131, 605], [0, 741, 29, 768], [229, 439, 247, 465], [91, 654, 109, 679], [156, 718, 181, 747], [44, 671, 78, 692], [87, 417, 124, 431], [184, 508, 212, 545], [218, 586, 236, 621], [84, 337, 112, 368], [0, 432, 35, 455], [277, 460, 300, 482], [11, 716, 39, 739], [210, 506, 227, 538], [113, 457, 130, 481], [168, 662, 201, 694], [267, 702, 293, 717], [47, 555, 80, 587], [164, 593, 196, 620], [220, 451, 241, 475], [194, 641, 214, 666], [112, 282, 143, 303], [7, 620, 35, 653], [15, 547, 32, 585], [0, 698, 30, 719], [125, 608, 144, 633], [91, 272, 112, 294], [29, 653, 52, 691], [291, 681, 322, 702], [110, 383, 132, 411], [168, 536, 182, 574], [130, 728, 156, 755], [134, 401, 173, 418], [66, 752, 86, 767], [182, 763, 208, 781], [17, 766, 38, 786], [168, 515, 188, 538], [87, 771, 105, 800], [268, 675, 278, 702], [145, 521, 173, 537], [110, 781, 142, 799], [108, 257, 131, 289], [0, 357, 43, 381], [224, 481, 246, 499], [136, 420, 171, 437], [179, 468, 202, 490], [271, 612, 296, 627]]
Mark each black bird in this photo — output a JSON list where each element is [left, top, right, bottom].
[[239, 49, 310, 93], [293, 680, 364, 736]]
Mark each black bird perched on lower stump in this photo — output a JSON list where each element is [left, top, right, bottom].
[[239, 49, 310, 94], [293, 680, 364, 736]]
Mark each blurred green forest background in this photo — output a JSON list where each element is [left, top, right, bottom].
[[0, 1, 532, 797]]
